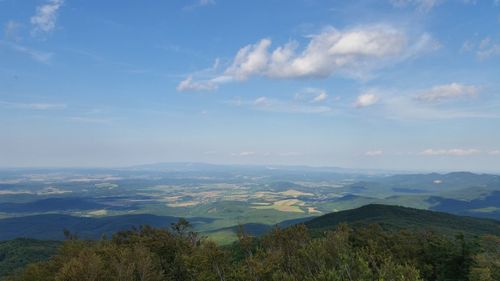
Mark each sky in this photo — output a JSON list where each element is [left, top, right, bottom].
[[0, 0, 500, 171]]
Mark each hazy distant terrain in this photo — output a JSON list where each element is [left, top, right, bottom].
[[1, 163, 499, 243]]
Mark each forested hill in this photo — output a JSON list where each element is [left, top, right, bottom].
[[3, 210, 500, 281], [305, 204, 500, 237], [1, 205, 499, 279]]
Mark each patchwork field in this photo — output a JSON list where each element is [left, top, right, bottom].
[[0, 164, 499, 243]]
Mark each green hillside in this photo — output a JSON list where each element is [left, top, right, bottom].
[[0, 214, 213, 240], [5, 212, 500, 281], [0, 239, 60, 278], [305, 204, 500, 237]]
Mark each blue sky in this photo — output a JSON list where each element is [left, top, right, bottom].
[[1, 0, 500, 171]]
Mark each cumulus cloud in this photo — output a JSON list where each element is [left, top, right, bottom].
[[365, 150, 384, 156], [225, 38, 272, 79], [31, 0, 64, 35], [354, 92, 379, 108], [420, 148, 481, 156], [415, 83, 479, 102], [178, 24, 437, 91], [225, 25, 411, 80]]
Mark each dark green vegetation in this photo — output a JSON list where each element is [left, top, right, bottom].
[[4, 215, 500, 280], [0, 214, 213, 240], [305, 204, 500, 237], [0, 239, 60, 278]]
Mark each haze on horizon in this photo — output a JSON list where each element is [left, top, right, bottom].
[[1, 0, 500, 171]]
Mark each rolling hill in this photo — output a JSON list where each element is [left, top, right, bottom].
[[0, 214, 213, 241], [305, 204, 500, 237]]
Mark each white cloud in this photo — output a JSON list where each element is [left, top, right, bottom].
[[179, 24, 437, 91], [199, 0, 215, 5], [371, 84, 498, 120], [228, 94, 331, 114], [312, 91, 328, 103], [489, 150, 500, 155], [231, 151, 302, 157], [354, 92, 379, 108], [279, 152, 302, 157], [26, 103, 66, 110], [4, 20, 21, 41], [254, 96, 271, 107], [176, 76, 218, 92], [232, 151, 256, 157], [476, 37, 500, 59], [225, 38, 272, 80], [382, 94, 499, 120], [31, 0, 64, 35], [390, 0, 441, 11], [248, 96, 332, 114], [420, 148, 481, 156], [183, 0, 215, 10], [415, 83, 479, 102], [226, 26, 410, 80], [0, 101, 66, 110], [69, 117, 112, 124], [295, 88, 328, 103], [0, 41, 53, 63], [461, 40, 474, 52], [365, 150, 384, 156]]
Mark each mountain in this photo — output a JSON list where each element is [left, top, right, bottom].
[[0, 198, 109, 213], [0, 214, 213, 241], [208, 216, 314, 237], [305, 204, 500, 237]]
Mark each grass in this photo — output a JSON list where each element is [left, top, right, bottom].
[[252, 199, 305, 213]]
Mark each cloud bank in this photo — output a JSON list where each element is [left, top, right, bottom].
[[178, 24, 437, 91]]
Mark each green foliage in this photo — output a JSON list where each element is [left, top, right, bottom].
[[305, 204, 500, 238], [9, 219, 497, 281], [469, 235, 500, 281], [0, 239, 60, 279]]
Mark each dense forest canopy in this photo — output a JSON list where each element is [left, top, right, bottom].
[[4, 218, 499, 281]]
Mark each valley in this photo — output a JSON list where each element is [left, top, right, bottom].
[[1, 164, 499, 243]]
